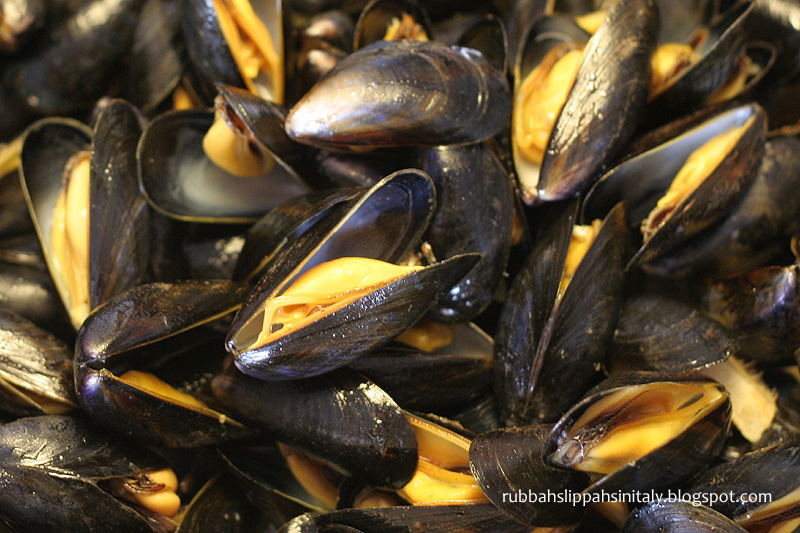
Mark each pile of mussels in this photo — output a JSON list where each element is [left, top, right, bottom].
[[3, 0, 800, 530]]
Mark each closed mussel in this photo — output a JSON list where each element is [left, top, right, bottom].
[[285, 40, 512, 149], [212, 367, 418, 490], [688, 444, 800, 532], [543, 372, 731, 495], [622, 500, 748, 533], [227, 169, 478, 380]]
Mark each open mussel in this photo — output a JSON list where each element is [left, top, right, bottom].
[[583, 102, 767, 275], [285, 39, 511, 149], [180, 0, 284, 105], [353, 0, 432, 50], [74, 280, 251, 447], [513, 0, 658, 203], [227, 169, 478, 380], [543, 372, 731, 495], [19, 100, 151, 330], [494, 200, 629, 426]]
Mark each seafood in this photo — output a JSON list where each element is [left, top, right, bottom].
[[2, 0, 800, 530]]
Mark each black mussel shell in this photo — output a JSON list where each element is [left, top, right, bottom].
[[543, 372, 731, 495], [749, 0, 800, 82], [177, 473, 275, 533], [420, 142, 514, 323], [647, 0, 754, 121], [75, 280, 251, 447], [469, 424, 589, 527], [0, 415, 170, 533], [137, 109, 312, 224], [3, 0, 145, 116], [285, 40, 511, 149], [350, 322, 493, 414], [535, 0, 658, 201], [212, 368, 418, 489], [608, 293, 737, 374], [121, 0, 184, 113], [278, 504, 531, 533], [0, 309, 76, 416], [622, 500, 748, 533], [701, 261, 800, 366], [494, 200, 629, 426], [0, 262, 72, 339], [180, 0, 284, 105], [583, 103, 767, 273], [688, 444, 800, 528], [0, 170, 35, 239], [457, 14, 508, 76]]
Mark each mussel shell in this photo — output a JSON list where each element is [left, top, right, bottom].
[[688, 444, 800, 523], [88, 99, 151, 310], [285, 40, 512, 149], [494, 200, 629, 426], [214, 84, 320, 186], [217, 441, 323, 521], [74, 280, 251, 447], [608, 293, 737, 374], [120, 0, 184, 113], [278, 504, 532, 533], [457, 14, 508, 76], [543, 372, 731, 495], [583, 103, 767, 271], [0, 262, 72, 339], [0, 309, 76, 416], [469, 424, 589, 527], [350, 322, 493, 413], [137, 109, 312, 223], [232, 253, 479, 380], [420, 142, 514, 323], [212, 368, 418, 489], [177, 473, 274, 533], [701, 261, 800, 366], [180, 0, 284, 105], [622, 500, 748, 533], [2, 0, 145, 116], [0, 415, 168, 533], [535, 0, 659, 201], [749, 0, 800, 82]]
